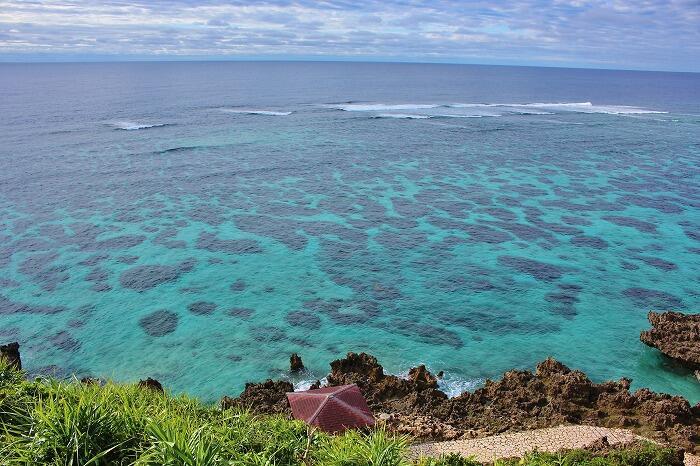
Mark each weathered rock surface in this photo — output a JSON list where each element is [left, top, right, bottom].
[[290, 353, 304, 372], [138, 377, 164, 392], [221, 379, 294, 414], [0, 341, 21, 370], [223, 352, 700, 454], [640, 311, 700, 369]]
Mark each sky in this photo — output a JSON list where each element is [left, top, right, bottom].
[[0, 1, 699, 71]]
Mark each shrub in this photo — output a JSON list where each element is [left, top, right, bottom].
[[415, 452, 481, 466]]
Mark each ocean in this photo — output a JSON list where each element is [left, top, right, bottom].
[[0, 61, 698, 402]]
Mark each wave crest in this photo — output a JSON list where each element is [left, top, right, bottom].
[[109, 121, 169, 131], [335, 103, 440, 111], [374, 113, 431, 119], [220, 108, 292, 116], [330, 101, 666, 116]]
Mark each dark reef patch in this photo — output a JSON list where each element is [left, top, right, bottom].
[[0, 278, 19, 288], [82, 234, 146, 251], [50, 331, 81, 352], [196, 232, 263, 255], [371, 284, 402, 301], [230, 279, 246, 292], [684, 229, 700, 242], [570, 235, 609, 249], [621, 261, 640, 270], [227, 308, 254, 319], [602, 216, 657, 234], [390, 318, 463, 348], [117, 255, 139, 264], [250, 326, 286, 342], [492, 221, 553, 243], [188, 205, 226, 226], [0, 295, 65, 315], [561, 215, 592, 226], [91, 283, 112, 292], [620, 194, 683, 214], [153, 228, 186, 249], [187, 301, 217, 315], [119, 260, 195, 291], [441, 308, 558, 334], [235, 215, 307, 251], [481, 207, 518, 222], [285, 310, 322, 330], [139, 310, 179, 337], [78, 254, 109, 266], [623, 288, 684, 309], [635, 256, 677, 271], [498, 256, 564, 282], [85, 267, 109, 282], [374, 230, 427, 250]]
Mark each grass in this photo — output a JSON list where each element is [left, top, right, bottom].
[[0, 361, 684, 465]]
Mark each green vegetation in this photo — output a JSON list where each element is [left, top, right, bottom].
[[0, 361, 683, 465], [415, 445, 682, 466], [496, 445, 683, 466]]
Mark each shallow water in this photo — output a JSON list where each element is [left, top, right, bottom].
[[0, 62, 698, 402]]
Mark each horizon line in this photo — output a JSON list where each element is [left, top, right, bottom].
[[0, 57, 696, 74]]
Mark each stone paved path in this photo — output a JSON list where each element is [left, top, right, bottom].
[[409, 425, 699, 465]]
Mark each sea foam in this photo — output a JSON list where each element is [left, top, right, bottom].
[[337, 101, 666, 116], [450, 102, 666, 115], [109, 121, 169, 131], [374, 113, 431, 119], [220, 108, 292, 116], [335, 103, 440, 111]]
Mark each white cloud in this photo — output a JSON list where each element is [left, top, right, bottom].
[[0, 0, 697, 70]]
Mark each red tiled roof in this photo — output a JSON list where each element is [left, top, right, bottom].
[[286, 384, 375, 433]]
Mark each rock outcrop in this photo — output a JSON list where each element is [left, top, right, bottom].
[[0, 342, 21, 370], [445, 358, 699, 453], [222, 352, 700, 454], [138, 377, 164, 393], [221, 379, 293, 414], [640, 311, 700, 369], [290, 353, 304, 372], [325, 352, 447, 415]]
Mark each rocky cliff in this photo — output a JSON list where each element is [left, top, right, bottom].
[[223, 352, 700, 454], [640, 311, 700, 371]]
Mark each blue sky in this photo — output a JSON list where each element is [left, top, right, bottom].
[[0, 1, 698, 71]]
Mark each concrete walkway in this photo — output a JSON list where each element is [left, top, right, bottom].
[[410, 425, 699, 465]]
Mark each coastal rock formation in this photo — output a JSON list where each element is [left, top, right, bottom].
[[0, 342, 21, 370], [325, 352, 447, 415], [223, 352, 700, 454], [290, 353, 304, 372], [138, 377, 164, 392], [640, 311, 700, 369], [222, 380, 293, 415], [445, 358, 699, 453]]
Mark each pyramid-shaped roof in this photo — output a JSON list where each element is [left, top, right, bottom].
[[286, 384, 375, 433]]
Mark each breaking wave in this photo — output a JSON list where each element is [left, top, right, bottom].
[[374, 113, 431, 119], [450, 101, 666, 115], [220, 108, 292, 116], [334, 103, 440, 111], [291, 373, 481, 399], [438, 374, 484, 398], [329, 101, 666, 116], [109, 121, 170, 131]]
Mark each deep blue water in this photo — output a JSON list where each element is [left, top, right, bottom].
[[0, 62, 698, 402]]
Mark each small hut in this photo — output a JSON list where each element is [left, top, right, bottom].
[[286, 384, 375, 433]]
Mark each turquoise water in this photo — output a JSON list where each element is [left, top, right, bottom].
[[0, 62, 698, 402]]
